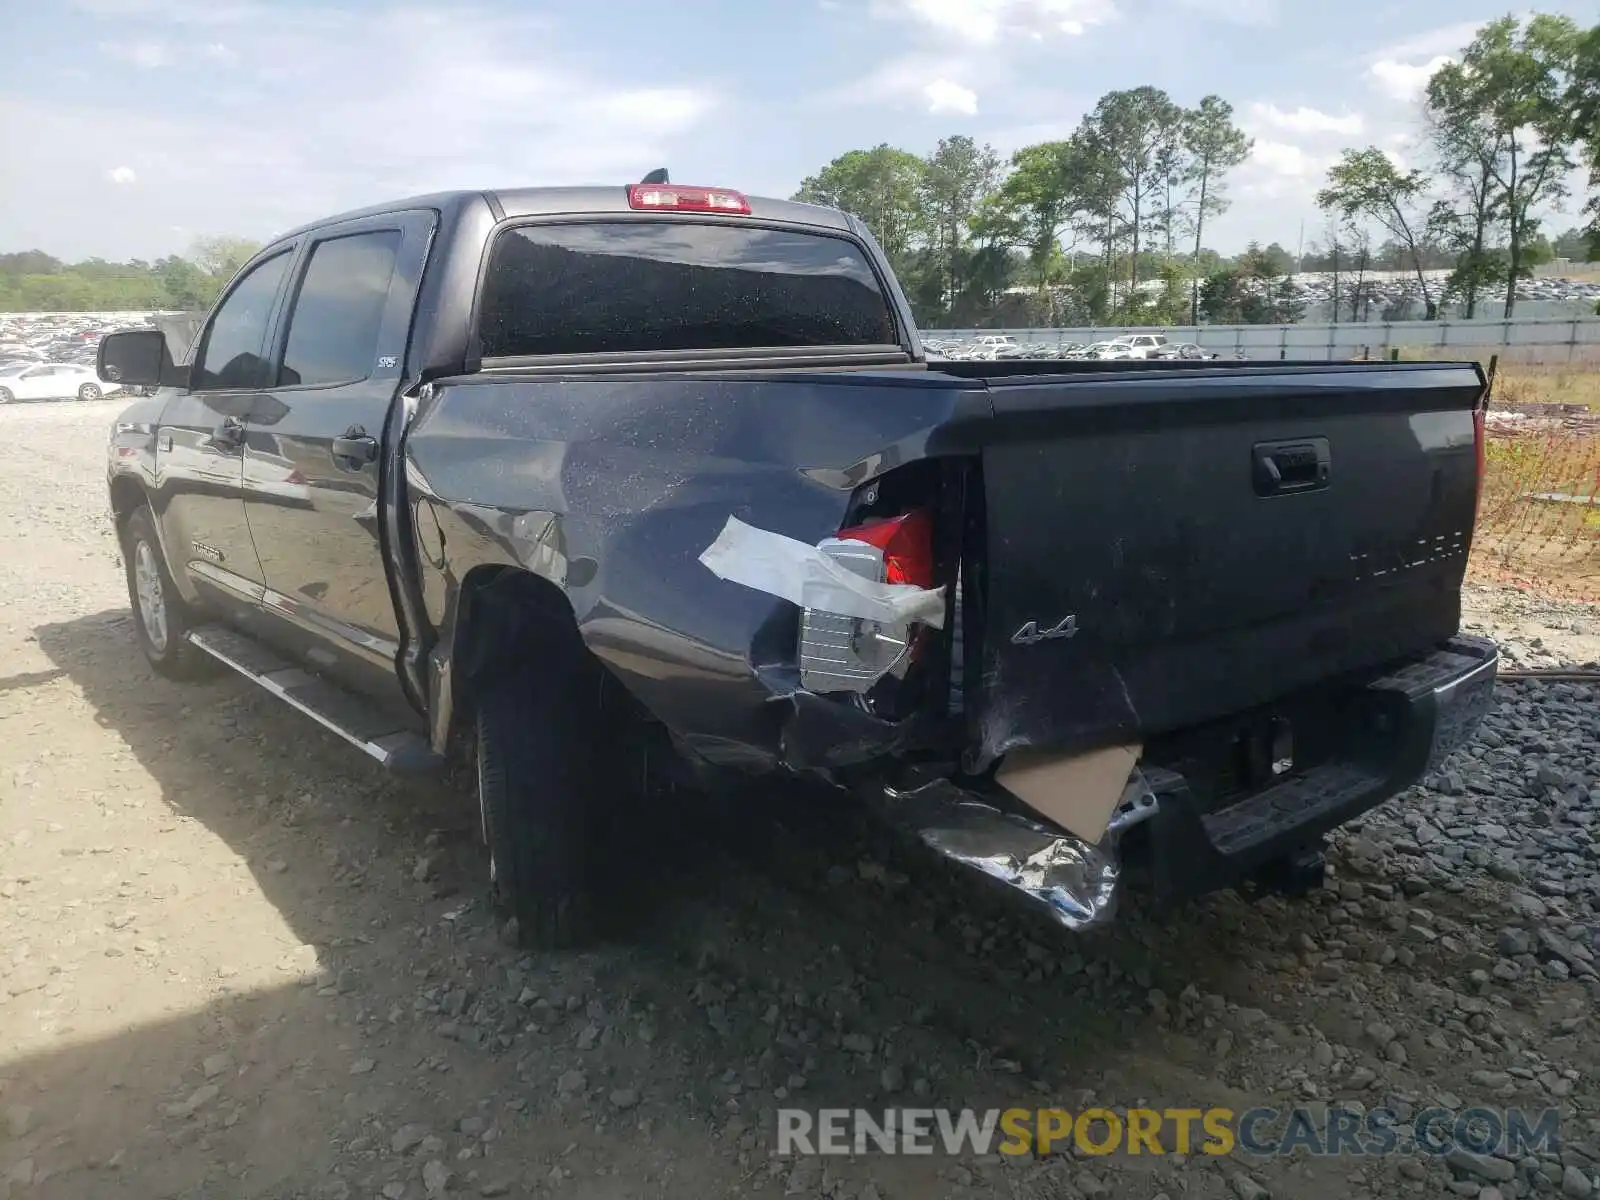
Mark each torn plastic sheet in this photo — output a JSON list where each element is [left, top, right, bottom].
[[880, 778, 1121, 932], [698, 515, 946, 630]]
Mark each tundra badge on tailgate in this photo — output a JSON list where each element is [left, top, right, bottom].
[[1011, 615, 1078, 645]]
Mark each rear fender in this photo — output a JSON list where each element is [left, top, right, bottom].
[[404, 373, 987, 766]]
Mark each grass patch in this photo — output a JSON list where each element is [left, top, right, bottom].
[[1467, 362, 1599, 598], [1492, 365, 1600, 412], [1483, 436, 1594, 497]]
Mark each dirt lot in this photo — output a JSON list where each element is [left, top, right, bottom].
[[3, 399, 1599, 1200]]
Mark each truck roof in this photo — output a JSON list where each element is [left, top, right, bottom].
[[270, 186, 855, 246]]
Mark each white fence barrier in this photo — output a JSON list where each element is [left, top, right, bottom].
[[926, 318, 1600, 362]]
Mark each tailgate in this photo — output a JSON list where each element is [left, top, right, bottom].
[[965, 363, 1486, 763]]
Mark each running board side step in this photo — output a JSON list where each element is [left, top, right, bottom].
[[186, 626, 443, 774]]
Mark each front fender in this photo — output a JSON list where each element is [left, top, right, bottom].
[[106, 392, 167, 520]]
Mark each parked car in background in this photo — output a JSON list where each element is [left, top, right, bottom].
[[1103, 334, 1168, 359], [0, 312, 171, 375], [1080, 341, 1134, 360], [1152, 342, 1222, 361], [0, 362, 115, 403]]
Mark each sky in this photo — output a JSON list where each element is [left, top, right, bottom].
[[0, 0, 1593, 262]]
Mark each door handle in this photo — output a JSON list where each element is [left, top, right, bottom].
[[331, 427, 378, 468], [210, 417, 246, 452], [1252, 438, 1330, 496]]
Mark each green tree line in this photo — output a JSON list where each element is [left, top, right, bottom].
[[793, 12, 1599, 327], [0, 238, 260, 313]]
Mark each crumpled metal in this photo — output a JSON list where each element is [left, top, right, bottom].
[[880, 779, 1121, 931]]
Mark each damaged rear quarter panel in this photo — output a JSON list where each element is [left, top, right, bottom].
[[403, 371, 987, 765]]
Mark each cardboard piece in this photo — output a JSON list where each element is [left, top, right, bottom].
[[994, 743, 1142, 844]]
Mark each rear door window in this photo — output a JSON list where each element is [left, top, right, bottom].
[[277, 230, 401, 387], [477, 221, 896, 358]]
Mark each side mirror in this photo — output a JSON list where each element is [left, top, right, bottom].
[[98, 329, 178, 389]]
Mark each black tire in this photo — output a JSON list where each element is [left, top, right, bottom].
[[78, 383, 102, 401], [0, 387, 12, 404], [474, 655, 625, 951], [120, 506, 214, 680]]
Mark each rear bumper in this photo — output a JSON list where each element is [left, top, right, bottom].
[[1138, 634, 1499, 900], [854, 635, 1497, 930]]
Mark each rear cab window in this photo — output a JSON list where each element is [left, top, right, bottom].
[[475, 220, 898, 360]]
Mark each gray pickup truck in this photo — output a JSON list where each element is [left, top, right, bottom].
[[99, 175, 1498, 950]]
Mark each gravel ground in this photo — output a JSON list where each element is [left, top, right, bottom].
[[1, 399, 1598, 1200]]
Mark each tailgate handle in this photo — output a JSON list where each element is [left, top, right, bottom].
[[1253, 438, 1330, 496]]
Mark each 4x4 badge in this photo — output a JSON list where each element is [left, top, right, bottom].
[[1011, 616, 1078, 645]]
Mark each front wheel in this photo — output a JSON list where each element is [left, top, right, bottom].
[[120, 506, 214, 680], [78, 383, 102, 401], [0, 387, 12, 404]]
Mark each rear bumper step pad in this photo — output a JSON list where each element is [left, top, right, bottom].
[[1141, 635, 1498, 898]]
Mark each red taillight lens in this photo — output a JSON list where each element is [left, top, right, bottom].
[[626, 184, 751, 214], [836, 509, 935, 588]]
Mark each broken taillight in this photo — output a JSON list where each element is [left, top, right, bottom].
[[834, 509, 935, 587], [798, 508, 938, 695]]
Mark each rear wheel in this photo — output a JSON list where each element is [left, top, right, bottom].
[[120, 506, 214, 680], [78, 383, 102, 401], [475, 656, 629, 950]]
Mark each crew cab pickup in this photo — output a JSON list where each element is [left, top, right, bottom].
[[100, 178, 1498, 949]]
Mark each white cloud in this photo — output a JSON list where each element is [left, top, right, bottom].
[[72, 0, 267, 23], [106, 166, 138, 184], [1228, 106, 1363, 214], [98, 39, 170, 68], [879, 0, 1115, 45], [1249, 140, 1322, 180], [1231, 137, 1340, 211], [1248, 103, 1363, 137], [827, 0, 1111, 116], [202, 42, 237, 62], [594, 88, 712, 129], [819, 53, 965, 110], [2, 7, 718, 259], [1370, 21, 1481, 64], [1361, 19, 1507, 106], [1369, 54, 1453, 103], [1174, 0, 1278, 26], [924, 79, 978, 115]]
